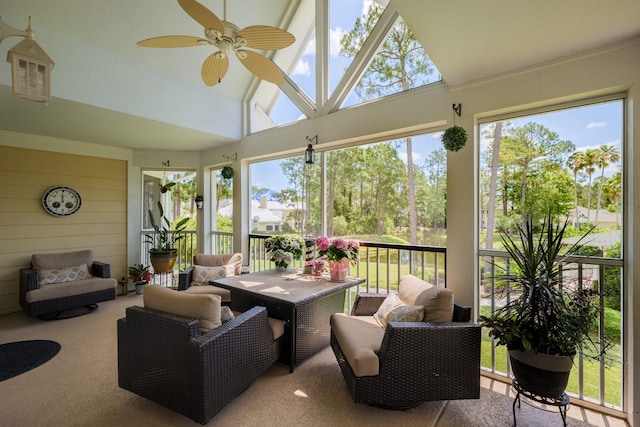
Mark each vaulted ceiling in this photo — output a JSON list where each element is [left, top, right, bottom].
[[1, 0, 639, 151]]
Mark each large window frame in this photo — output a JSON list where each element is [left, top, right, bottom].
[[476, 95, 626, 412]]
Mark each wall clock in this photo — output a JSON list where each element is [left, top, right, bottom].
[[42, 186, 82, 217]]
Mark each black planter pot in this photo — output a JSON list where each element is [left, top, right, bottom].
[[508, 350, 573, 398]]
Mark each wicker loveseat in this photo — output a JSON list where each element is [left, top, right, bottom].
[[19, 250, 117, 317], [330, 275, 481, 408], [118, 285, 282, 424]]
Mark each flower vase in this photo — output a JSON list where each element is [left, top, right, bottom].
[[275, 262, 289, 271], [313, 261, 326, 276], [329, 259, 350, 282]]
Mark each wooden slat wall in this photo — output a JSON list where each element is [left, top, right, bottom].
[[0, 146, 128, 314]]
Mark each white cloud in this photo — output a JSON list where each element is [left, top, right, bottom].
[[399, 151, 423, 164], [293, 59, 311, 76], [303, 37, 315, 56], [363, 0, 375, 16], [330, 27, 345, 57], [587, 122, 607, 129]]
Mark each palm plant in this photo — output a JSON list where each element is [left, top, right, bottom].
[[145, 201, 189, 251], [480, 215, 607, 358]]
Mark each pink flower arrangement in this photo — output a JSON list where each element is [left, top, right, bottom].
[[315, 236, 360, 263]]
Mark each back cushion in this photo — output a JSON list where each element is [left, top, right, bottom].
[[143, 284, 222, 332], [398, 275, 454, 322], [32, 250, 94, 272]]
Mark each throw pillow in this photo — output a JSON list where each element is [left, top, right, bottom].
[[374, 293, 425, 327], [386, 304, 425, 324], [221, 306, 235, 323], [143, 284, 222, 332], [191, 264, 234, 285], [38, 263, 92, 285]]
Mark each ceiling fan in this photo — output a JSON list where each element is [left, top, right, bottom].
[[137, 0, 295, 86]]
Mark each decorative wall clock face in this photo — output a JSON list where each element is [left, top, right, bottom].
[[42, 186, 82, 217]]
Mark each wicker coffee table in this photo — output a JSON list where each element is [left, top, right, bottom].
[[212, 269, 364, 372]]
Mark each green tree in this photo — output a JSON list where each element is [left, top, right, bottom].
[[594, 145, 620, 224], [499, 122, 575, 222], [567, 150, 588, 226], [340, 3, 435, 246]]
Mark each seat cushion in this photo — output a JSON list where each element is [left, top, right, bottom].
[[398, 275, 454, 322], [232, 310, 285, 340], [183, 284, 232, 302], [26, 276, 117, 303], [144, 284, 222, 332], [330, 313, 385, 377]]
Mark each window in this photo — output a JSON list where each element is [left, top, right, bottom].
[[478, 98, 625, 408]]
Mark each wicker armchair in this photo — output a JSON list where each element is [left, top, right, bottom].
[[117, 304, 280, 424], [178, 253, 243, 303], [330, 293, 481, 408]]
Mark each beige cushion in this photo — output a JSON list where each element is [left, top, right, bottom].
[[32, 250, 93, 272], [193, 253, 243, 276], [191, 264, 234, 284], [232, 310, 285, 340], [373, 293, 424, 327], [221, 306, 235, 323], [26, 276, 117, 303], [144, 284, 222, 332], [398, 275, 454, 322], [183, 284, 231, 302], [38, 263, 92, 285], [330, 313, 385, 377]]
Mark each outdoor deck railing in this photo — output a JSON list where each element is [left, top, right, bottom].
[[248, 234, 446, 295], [478, 248, 624, 411]]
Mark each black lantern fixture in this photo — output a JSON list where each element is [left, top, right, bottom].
[[305, 135, 318, 165], [195, 195, 204, 209]]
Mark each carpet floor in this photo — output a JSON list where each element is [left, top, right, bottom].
[[0, 294, 628, 427]]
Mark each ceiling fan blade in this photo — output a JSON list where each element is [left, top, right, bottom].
[[178, 0, 224, 33], [237, 25, 296, 50], [201, 52, 229, 86], [137, 35, 209, 48], [236, 50, 285, 85]]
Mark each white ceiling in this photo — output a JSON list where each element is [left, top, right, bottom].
[[1, 0, 639, 152]]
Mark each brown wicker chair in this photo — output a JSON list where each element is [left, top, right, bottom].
[[117, 304, 280, 424], [330, 293, 481, 409]]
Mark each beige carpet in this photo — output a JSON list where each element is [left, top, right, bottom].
[[0, 295, 628, 427]]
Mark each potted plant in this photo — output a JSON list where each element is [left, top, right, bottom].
[[314, 236, 359, 282], [128, 263, 152, 294], [221, 166, 235, 179], [265, 234, 305, 270], [145, 201, 189, 274], [479, 215, 609, 398], [441, 125, 468, 152]]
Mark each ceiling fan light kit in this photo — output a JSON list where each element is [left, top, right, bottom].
[[137, 0, 295, 87]]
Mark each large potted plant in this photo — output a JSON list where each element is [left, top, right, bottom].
[[145, 201, 189, 274], [480, 215, 608, 398]]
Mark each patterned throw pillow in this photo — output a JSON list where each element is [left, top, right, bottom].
[[38, 263, 92, 285], [220, 306, 235, 323], [373, 293, 424, 327], [191, 264, 234, 286]]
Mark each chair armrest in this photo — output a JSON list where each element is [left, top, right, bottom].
[[378, 321, 481, 369], [20, 268, 39, 292], [351, 294, 387, 316], [178, 267, 193, 290], [92, 261, 111, 278]]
